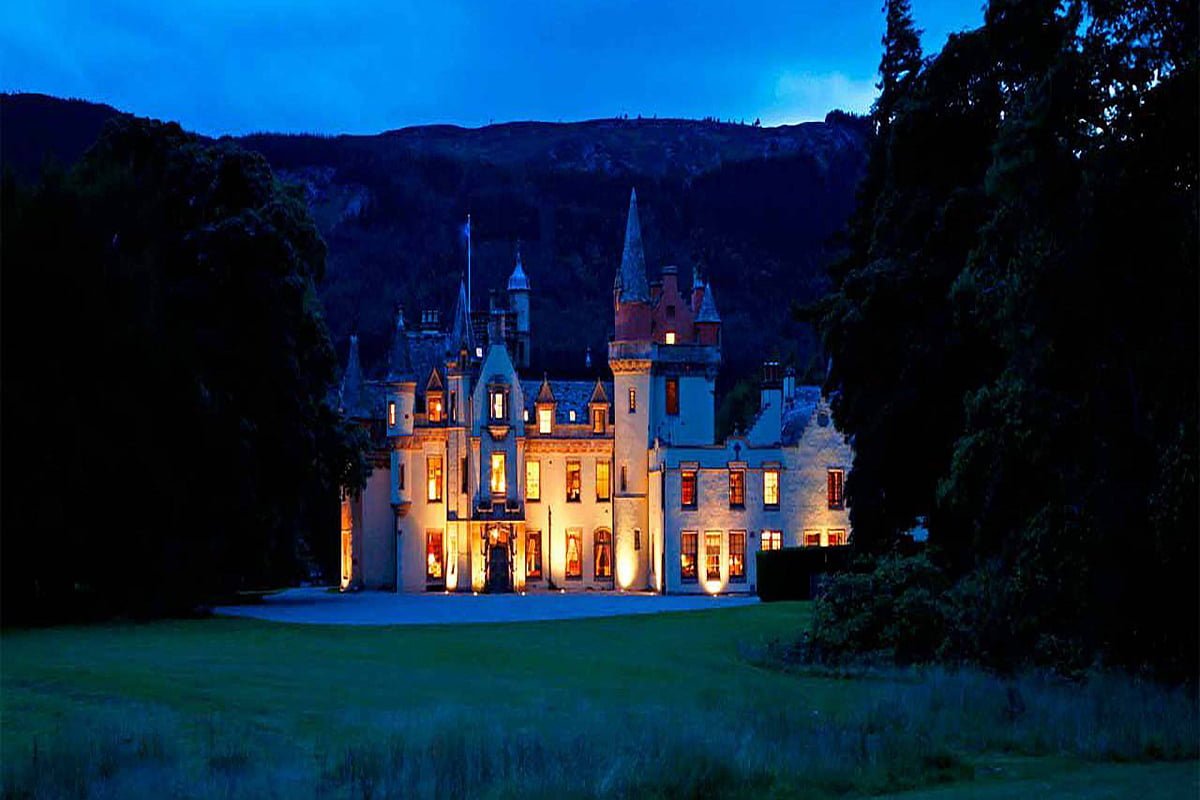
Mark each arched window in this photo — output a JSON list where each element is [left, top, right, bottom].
[[594, 529, 613, 581]]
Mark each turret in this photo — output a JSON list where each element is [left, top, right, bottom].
[[694, 282, 722, 346], [507, 245, 531, 368], [613, 188, 652, 342], [384, 307, 417, 438]]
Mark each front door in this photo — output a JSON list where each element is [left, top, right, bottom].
[[486, 543, 511, 593]]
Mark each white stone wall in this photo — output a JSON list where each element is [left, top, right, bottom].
[[524, 448, 616, 589], [651, 373, 715, 446], [786, 402, 853, 546]]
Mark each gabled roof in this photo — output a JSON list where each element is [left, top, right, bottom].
[[521, 379, 616, 425], [589, 379, 610, 405], [696, 281, 721, 323], [384, 308, 415, 382], [507, 247, 530, 291], [536, 374, 556, 404], [614, 188, 650, 303], [426, 368, 444, 391]]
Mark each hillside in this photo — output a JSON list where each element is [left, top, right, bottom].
[[1, 93, 870, 383]]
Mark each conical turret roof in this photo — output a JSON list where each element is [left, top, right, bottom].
[[696, 282, 722, 323], [385, 307, 415, 381], [536, 374, 556, 404], [614, 188, 650, 303], [339, 334, 369, 417], [507, 246, 530, 291], [448, 279, 473, 354]]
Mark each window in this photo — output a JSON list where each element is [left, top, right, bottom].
[[628, 387, 637, 412], [705, 532, 721, 581], [729, 469, 745, 508], [475, 346, 483, 358], [827, 529, 848, 547], [428, 395, 444, 423], [681, 531, 698, 582], [398, 463, 405, 492], [764, 469, 779, 508], [449, 391, 457, 422], [592, 408, 605, 434], [634, 528, 642, 550], [666, 304, 676, 319], [460, 457, 468, 496], [681, 469, 697, 509], [664, 331, 676, 345], [566, 529, 583, 579], [762, 530, 782, 551], [538, 407, 553, 434], [426, 530, 444, 582], [729, 531, 746, 582], [490, 452, 506, 496], [388, 401, 397, 426], [566, 460, 581, 502], [526, 531, 543, 579], [569, 409, 577, 422], [828, 468, 845, 510], [523, 408, 529, 422], [596, 461, 610, 501], [426, 456, 443, 502], [594, 529, 612, 580], [525, 459, 540, 502], [490, 389, 507, 421], [665, 378, 679, 415], [804, 529, 822, 547]]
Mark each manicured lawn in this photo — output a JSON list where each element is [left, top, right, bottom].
[[2, 602, 1196, 798]]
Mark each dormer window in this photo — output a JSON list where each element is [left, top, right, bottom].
[[490, 388, 507, 421], [538, 407, 553, 434], [428, 395, 444, 423], [592, 409, 605, 434]]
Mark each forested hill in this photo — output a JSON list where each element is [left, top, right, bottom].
[[1, 93, 871, 380]]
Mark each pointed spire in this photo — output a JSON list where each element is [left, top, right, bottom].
[[507, 243, 530, 291], [449, 279, 473, 354], [536, 373, 556, 404], [340, 334, 368, 417], [385, 307, 415, 381], [696, 281, 721, 323], [692, 266, 705, 292], [614, 188, 650, 302]]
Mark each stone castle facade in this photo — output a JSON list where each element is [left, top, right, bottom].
[[337, 190, 853, 594]]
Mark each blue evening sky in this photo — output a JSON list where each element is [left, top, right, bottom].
[[2, 1, 982, 136]]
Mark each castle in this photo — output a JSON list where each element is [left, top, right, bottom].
[[337, 190, 853, 594]]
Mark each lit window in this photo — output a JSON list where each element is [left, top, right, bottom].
[[827, 469, 845, 510], [666, 378, 679, 415], [538, 407, 553, 434], [525, 459, 540, 502], [596, 461, 610, 501], [566, 529, 583, 579], [490, 389, 507, 421], [827, 529, 848, 547], [705, 532, 721, 581], [681, 531, 698, 582], [729, 469, 745, 508], [628, 388, 636, 412], [569, 409, 577, 422], [592, 409, 605, 434], [594, 529, 612, 580], [566, 460, 581, 502], [426, 530, 444, 582], [388, 401, 397, 426], [490, 452, 506, 495], [426, 456, 443, 502], [764, 469, 779, 508], [428, 395, 444, 423], [665, 331, 676, 345], [681, 469, 697, 509], [526, 531, 543, 579], [475, 346, 483, 358], [729, 531, 746, 582], [804, 529, 822, 547], [523, 408, 529, 422], [762, 530, 782, 551]]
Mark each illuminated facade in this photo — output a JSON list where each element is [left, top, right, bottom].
[[338, 190, 853, 594]]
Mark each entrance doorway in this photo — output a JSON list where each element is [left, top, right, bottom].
[[484, 524, 513, 593]]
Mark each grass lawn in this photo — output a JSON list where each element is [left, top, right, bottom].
[[2, 601, 1196, 798]]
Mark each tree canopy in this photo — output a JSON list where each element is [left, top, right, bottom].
[[1, 118, 367, 621]]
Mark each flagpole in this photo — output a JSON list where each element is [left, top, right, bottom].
[[467, 213, 472, 313]]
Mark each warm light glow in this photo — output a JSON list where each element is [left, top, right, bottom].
[[595, 461, 610, 501], [616, 533, 637, 589], [664, 331, 676, 345], [566, 528, 582, 579], [388, 401, 397, 427], [566, 461, 582, 502], [538, 407, 552, 434], [427, 456, 443, 502], [525, 459, 540, 502], [490, 452, 506, 495], [764, 469, 779, 506], [428, 396, 444, 423], [569, 409, 577, 422], [491, 390, 506, 421]]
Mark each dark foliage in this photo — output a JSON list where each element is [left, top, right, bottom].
[[1, 118, 367, 622], [812, 0, 1198, 679], [755, 546, 856, 601]]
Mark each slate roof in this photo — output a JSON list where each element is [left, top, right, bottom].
[[384, 310, 416, 382], [613, 188, 650, 302], [339, 335, 370, 418], [696, 282, 721, 323], [520, 379, 615, 425], [507, 249, 530, 291], [407, 332, 452, 401], [780, 385, 824, 446]]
